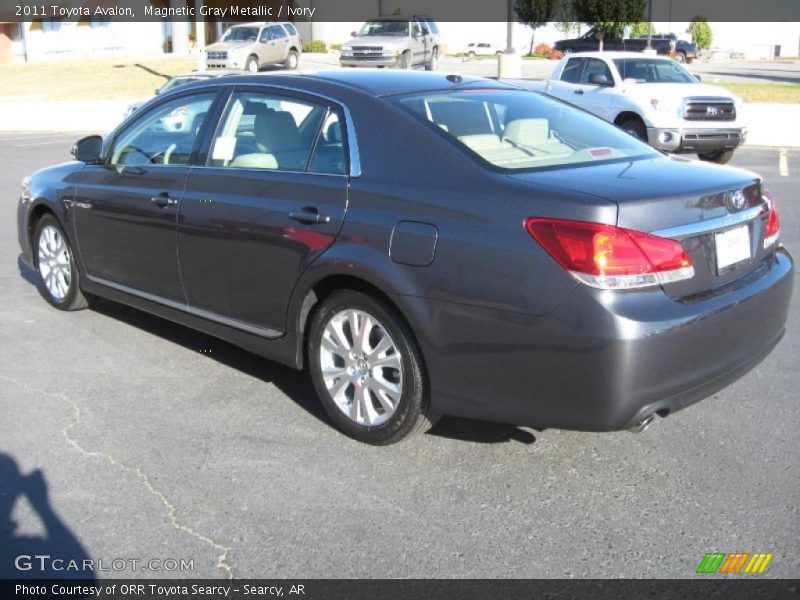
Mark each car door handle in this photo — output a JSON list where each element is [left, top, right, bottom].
[[150, 193, 178, 208], [573, 89, 584, 95], [289, 207, 330, 225]]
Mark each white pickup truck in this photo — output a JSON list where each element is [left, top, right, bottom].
[[519, 51, 747, 164]]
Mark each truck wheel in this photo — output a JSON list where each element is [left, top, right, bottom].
[[698, 149, 734, 164], [245, 55, 260, 73], [399, 51, 411, 69], [467, 51, 476, 58], [284, 49, 299, 70], [674, 51, 687, 63], [425, 47, 438, 71], [619, 117, 647, 142]]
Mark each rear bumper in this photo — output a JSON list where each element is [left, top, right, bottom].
[[648, 126, 746, 153], [417, 248, 794, 431]]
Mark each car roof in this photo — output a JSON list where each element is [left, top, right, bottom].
[[565, 51, 674, 60], [183, 70, 510, 98]]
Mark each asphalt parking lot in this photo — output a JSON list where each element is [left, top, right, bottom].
[[0, 135, 798, 579]]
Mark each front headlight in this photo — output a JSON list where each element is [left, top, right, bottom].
[[341, 48, 353, 56], [383, 49, 400, 57], [650, 98, 682, 115], [21, 175, 31, 191]]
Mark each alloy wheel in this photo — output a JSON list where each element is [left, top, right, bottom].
[[319, 308, 404, 426], [38, 225, 72, 301]]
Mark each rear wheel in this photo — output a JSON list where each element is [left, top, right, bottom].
[[674, 51, 687, 63], [245, 55, 259, 73], [619, 117, 647, 142], [698, 149, 735, 164], [284, 49, 299, 70], [308, 290, 437, 445], [34, 214, 89, 311], [425, 47, 438, 71], [467, 51, 476, 58]]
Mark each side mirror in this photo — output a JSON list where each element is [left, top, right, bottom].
[[154, 88, 161, 94], [71, 135, 103, 163], [421, 26, 430, 36], [588, 73, 611, 86]]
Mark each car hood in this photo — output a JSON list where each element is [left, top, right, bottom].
[[206, 41, 252, 52], [626, 82, 736, 100], [344, 36, 408, 48]]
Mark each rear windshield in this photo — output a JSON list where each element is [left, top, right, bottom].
[[393, 88, 657, 171]]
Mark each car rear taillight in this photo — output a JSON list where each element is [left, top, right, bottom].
[[524, 218, 694, 290], [763, 196, 780, 249]]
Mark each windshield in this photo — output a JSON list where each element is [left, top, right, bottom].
[[357, 20, 409, 37], [221, 27, 259, 42], [393, 88, 657, 171], [613, 58, 696, 83]]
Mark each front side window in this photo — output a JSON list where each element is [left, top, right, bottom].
[[581, 58, 613, 85], [111, 93, 215, 166], [208, 91, 344, 173], [393, 88, 657, 171]]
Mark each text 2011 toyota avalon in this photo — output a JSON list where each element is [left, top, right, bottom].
[[17, 71, 793, 444]]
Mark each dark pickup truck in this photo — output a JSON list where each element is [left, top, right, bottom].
[[554, 30, 697, 63]]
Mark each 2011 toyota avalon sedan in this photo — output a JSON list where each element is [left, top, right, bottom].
[[17, 71, 793, 445]]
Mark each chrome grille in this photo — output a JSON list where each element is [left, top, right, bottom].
[[683, 97, 736, 121], [206, 51, 228, 60]]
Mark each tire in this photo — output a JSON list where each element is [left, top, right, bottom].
[[34, 214, 89, 311], [399, 51, 411, 70], [674, 51, 686, 63], [245, 55, 259, 73], [308, 290, 437, 445], [698, 149, 734, 164], [284, 49, 299, 70], [467, 51, 476, 58], [619, 117, 648, 142], [424, 47, 438, 71]]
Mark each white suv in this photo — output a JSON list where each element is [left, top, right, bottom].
[[205, 22, 302, 72]]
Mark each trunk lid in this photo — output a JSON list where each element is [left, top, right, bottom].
[[509, 156, 772, 299]]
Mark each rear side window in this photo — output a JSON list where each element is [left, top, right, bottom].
[[283, 23, 298, 37], [424, 19, 439, 34], [560, 58, 585, 83], [393, 89, 657, 171], [208, 91, 344, 174], [268, 25, 287, 40]]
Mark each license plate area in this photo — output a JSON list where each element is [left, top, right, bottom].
[[715, 225, 751, 272]]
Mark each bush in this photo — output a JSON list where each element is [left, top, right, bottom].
[[533, 42, 551, 56], [331, 43, 342, 51], [548, 50, 564, 60], [302, 40, 327, 53]]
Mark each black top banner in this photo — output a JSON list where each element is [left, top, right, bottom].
[[0, 0, 799, 23]]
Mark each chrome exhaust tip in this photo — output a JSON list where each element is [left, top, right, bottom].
[[628, 414, 656, 434]]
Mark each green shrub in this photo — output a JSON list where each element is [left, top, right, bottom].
[[331, 43, 342, 51], [302, 40, 327, 53]]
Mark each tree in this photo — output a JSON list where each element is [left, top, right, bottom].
[[572, 0, 646, 50], [630, 21, 654, 38], [687, 16, 713, 50], [515, 0, 560, 54]]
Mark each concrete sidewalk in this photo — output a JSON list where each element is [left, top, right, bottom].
[[0, 97, 797, 148]]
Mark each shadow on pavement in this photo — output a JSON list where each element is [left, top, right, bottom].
[[17, 255, 539, 445], [0, 454, 95, 580]]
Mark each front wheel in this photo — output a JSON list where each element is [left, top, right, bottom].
[[619, 117, 647, 142], [399, 51, 412, 70], [284, 49, 299, 70], [698, 149, 735, 164], [34, 214, 89, 311], [425, 47, 438, 71], [308, 290, 437, 445], [245, 55, 259, 73]]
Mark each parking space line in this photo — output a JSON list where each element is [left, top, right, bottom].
[[778, 149, 788, 177]]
